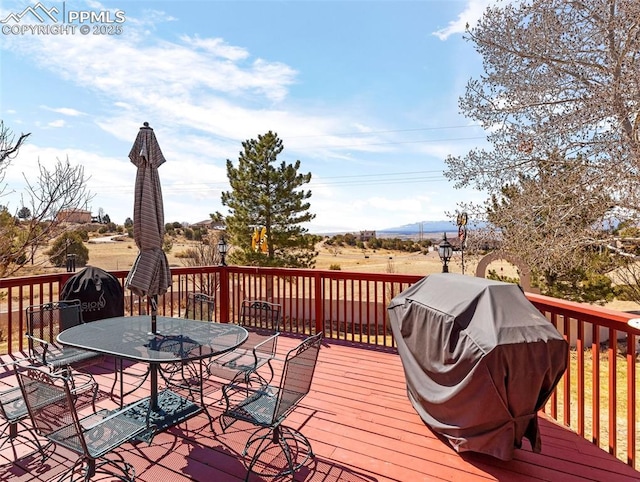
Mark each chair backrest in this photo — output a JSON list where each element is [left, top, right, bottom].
[[273, 332, 323, 424], [26, 300, 83, 354], [185, 292, 215, 321], [240, 300, 282, 332], [15, 366, 88, 456]]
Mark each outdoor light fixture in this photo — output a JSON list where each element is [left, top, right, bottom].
[[217, 236, 228, 266], [438, 232, 453, 273]]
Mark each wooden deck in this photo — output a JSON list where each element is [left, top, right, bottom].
[[1, 335, 639, 481]]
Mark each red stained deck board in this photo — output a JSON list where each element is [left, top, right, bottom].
[[0, 335, 638, 482]]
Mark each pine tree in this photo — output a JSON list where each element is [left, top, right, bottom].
[[221, 131, 317, 267]]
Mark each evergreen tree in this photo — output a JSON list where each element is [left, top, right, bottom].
[[221, 131, 317, 267]]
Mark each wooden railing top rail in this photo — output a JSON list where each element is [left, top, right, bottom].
[[527, 291, 640, 334]]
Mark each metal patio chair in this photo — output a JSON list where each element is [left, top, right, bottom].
[[0, 359, 98, 462], [184, 292, 215, 321], [159, 292, 217, 396], [207, 300, 281, 389], [26, 300, 103, 371], [16, 365, 150, 482], [220, 332, 323, 481]]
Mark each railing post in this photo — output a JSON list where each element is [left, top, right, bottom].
[[314, 271, 323, 334], [219, 266, 230, 323]]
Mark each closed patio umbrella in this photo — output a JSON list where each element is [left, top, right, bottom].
[[125, 122, 171, 334]]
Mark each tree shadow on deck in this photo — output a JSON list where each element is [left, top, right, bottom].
[[185, 419, 380, 482]]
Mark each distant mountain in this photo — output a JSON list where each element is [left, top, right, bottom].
[[379, 220, 457, 235]]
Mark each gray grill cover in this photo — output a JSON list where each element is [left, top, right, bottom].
[[388, 273, 568, 460]]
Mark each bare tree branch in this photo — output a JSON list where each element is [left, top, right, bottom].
[[0, 122, 94, 278], [0, 121, 30, 164]]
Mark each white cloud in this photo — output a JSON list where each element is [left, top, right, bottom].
[[432, 0, 494, 41], [41, 106, 85, 116], [1, 6, 420, 169], [47, 119, 66, 128], [180, 35, 249, 61]]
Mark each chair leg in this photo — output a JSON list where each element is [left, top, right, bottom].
[[112, 359, 150, 406], [159, 361, 201, 399], [90, 455, 136, 482], [57, 454, 136, 482], [85, 458, 96, 480], [244, 430, 277, 482], [242, 425, 314, 480], [0, 420, 50, 462]]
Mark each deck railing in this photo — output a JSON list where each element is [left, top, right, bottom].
[[0, 265, 638, 469]]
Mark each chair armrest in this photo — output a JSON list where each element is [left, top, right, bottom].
[[0, 356, 32, 370], [25, 333, 51, 365], [80, 397, 153, 431], [253, 332, 279, 358], [221, 377, 264, 406]]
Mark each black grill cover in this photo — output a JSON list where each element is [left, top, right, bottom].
[[388, 273, 568, 460], [61, 266, 124, 322]]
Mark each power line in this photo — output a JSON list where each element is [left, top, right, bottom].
[[94, 168, 449, 193], [209, 127, 487, 150], [288, 136, 486, 150], [318, 169, 443, 180], [284, 124, 484, 139], [309, 175, 446, 188]]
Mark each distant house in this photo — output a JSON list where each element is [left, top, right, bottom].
[[191, 219, 225, 230], [359, 230, 376, 242], [56, 209, 92, 224]]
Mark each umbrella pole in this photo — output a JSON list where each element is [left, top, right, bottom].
[[150, 295, 158, 334], [149, 294, 159, 412]]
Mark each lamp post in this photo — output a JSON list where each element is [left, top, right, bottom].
[[217, 236, 228, 266], [438, 232, 453, 273]]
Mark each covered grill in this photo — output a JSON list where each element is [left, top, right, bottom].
[[388, 273, 568, 460], [60, 266, 124, 322]]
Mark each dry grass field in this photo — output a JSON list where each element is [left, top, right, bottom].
[[31, 234, 461, 275], [83, 237, 640, 310], [13, 232, 640, 314], [87, 236, 451, 274]]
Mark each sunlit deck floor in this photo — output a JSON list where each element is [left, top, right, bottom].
[[1, 335, 639, 481]]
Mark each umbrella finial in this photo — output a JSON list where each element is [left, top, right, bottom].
[[141, 122, 152, 130]]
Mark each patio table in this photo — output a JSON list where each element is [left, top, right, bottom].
[[57, 315, 248, 440]]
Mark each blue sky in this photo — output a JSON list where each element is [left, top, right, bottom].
[[0, 0, 493, 233]]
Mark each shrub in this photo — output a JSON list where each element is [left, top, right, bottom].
[[76, 229, 89, 241], [46, 231, 89, 267], [162, 235, 173, 253], [329, 263, 341, 270]]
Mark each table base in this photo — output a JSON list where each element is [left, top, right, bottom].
[[122, 389, 203, 442]]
